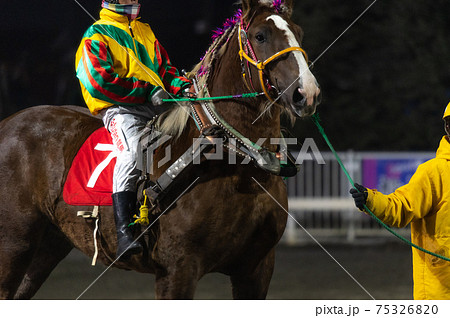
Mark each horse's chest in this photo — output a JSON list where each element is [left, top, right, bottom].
[[212, 176, 287, 229]]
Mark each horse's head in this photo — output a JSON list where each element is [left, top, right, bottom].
[[240, 0, 321, 118]]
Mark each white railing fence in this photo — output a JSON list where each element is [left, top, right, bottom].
[[282, 151, 434, 245]]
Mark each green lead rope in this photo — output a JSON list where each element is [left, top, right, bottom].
[[162, 92, 263, 103], [311, 113, 450, 262]]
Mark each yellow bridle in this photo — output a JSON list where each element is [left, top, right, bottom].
[[238, 23, 309, 104]]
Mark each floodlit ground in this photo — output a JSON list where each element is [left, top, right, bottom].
[[34, 242, 412, 300]]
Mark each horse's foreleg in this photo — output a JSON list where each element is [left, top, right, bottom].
[[0, 214, 44, 299], [14, 225, 73, 299], [230, 248, 275, 300], [154, 262, 200, 299], [0, 248, 34, 299]]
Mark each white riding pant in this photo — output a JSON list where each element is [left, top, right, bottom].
[[101, 105, 156, 193]]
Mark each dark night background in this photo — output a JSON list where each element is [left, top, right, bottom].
[[1, 0, 450, 151]]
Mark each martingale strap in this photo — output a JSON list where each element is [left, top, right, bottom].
[[191, 75, 299, 177]]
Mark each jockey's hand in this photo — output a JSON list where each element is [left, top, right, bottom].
[[150, 87, 170, 106], [349, 183, 368, 211]]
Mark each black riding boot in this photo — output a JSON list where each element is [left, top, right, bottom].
[[112, 191, 143, 259]]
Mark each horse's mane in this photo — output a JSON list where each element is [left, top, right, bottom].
[[157, 10, 243, 138]]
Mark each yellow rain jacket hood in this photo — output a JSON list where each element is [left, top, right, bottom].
[[366, 136, 450, 299]]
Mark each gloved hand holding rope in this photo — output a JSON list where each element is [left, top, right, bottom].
[[349, 183, 368, 211]]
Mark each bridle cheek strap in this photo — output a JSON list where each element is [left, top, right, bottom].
[[238, 23, 309, 104]]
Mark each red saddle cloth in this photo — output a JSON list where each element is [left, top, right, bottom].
[[63, 127, 115, 206]]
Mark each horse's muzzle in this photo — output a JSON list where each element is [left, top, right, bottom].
[[291, 85, 322, 117]]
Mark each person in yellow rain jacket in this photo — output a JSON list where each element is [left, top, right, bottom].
[[75, 0, 191, 260], [350, 104, 450, 300]]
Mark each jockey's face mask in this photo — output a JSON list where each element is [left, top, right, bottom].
[[102, 0, 141, 20], [105, 1, 139, 5]]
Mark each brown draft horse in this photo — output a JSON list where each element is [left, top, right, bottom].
[[0, 0, 320, 299]]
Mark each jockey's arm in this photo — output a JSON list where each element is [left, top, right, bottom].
[[76, 39, 158, 106]]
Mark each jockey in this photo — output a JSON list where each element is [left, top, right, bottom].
[[350, 103, 450, 299], [75, 0, 191, 259]]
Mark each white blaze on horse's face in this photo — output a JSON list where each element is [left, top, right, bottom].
[[267, 15, 321, 116]]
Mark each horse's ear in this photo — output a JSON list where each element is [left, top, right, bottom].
[[241, 0, 261, 21], [272, 0, 295, 18], [283, 0, 295, 17], [241, 1, 295, 20]]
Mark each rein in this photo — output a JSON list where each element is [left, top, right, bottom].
[[162, 92, 263, 103], [312, 113, 450, 262]]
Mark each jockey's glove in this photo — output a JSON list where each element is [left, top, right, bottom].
[[150, 87, 170, 106], [349, 183, 368, 211]]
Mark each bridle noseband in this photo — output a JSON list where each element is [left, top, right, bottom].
[[238, 21, 309, 104]]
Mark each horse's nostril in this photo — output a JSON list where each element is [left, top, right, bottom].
[[293, 88, 305, 106]]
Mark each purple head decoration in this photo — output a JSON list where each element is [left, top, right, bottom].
[[211, 9, 243, 41], [272, 0, 285, 13]]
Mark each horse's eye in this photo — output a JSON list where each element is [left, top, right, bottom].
[[255, 33, 266, 43]]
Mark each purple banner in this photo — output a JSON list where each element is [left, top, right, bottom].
[[362, 157, 432, 193]]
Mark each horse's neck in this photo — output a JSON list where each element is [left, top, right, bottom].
[[206, 34, 281, 149]]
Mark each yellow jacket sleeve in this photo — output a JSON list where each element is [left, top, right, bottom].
[[365, 161, 438, 228]]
